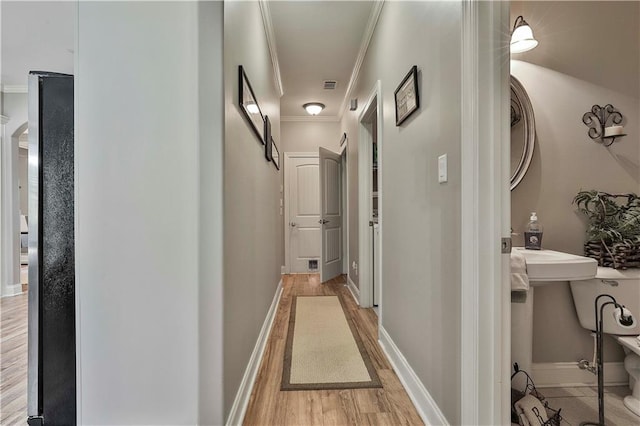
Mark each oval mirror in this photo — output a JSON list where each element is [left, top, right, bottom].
[[510, 76, 536, 190]]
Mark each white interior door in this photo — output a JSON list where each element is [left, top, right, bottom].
[[319, 147, 342, 283], [287, 155, 320, 273]]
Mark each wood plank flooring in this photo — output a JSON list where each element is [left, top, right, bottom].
[[243, 274, 424, 426], [1, 292, 28, 425]]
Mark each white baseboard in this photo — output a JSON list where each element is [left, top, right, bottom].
[[378, 326, 449, 425], [2, 283, 23, 298], [532, 362, 628, 388], [347, 275, 360, 306], [226, 279, 283, 426]]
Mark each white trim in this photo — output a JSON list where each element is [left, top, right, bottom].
[[460, 1, 511, 425], [357, 82, 381, 309], [337, 1, 384, 120], [0, 121, 23, 299], [340, 142, 349, 276], [0, 115, 9, 125], [283, 152, 319, 274], [532, 362, 627, 388], [258, 0, 284, 98], [1, 283, 23, 298], [226, 279, 284, 426], [379, 327, 449, 425], [347, 275, 360, 306], [281, 115, 340, 123], [460, 1, 480, 423], [1, 85, 28, 94]]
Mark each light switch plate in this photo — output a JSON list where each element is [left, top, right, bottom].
[[438, 154, 448, 183]]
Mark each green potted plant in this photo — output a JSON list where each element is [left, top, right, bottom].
[[573, 190, 640, 269]]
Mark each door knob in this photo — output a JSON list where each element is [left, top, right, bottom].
[[318, 219, 329, 224], [290, 222, 296, 227]]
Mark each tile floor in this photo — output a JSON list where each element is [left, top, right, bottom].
[[534, 386, 640, 425]]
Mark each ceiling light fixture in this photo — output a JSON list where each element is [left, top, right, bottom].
[[303, 102, 325, 116], [510, 15, 538, 54]]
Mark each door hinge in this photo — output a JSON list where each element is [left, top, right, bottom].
[[501, 237, 512, 254]]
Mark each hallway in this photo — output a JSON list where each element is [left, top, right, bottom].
[[243, 274, 423, 425]]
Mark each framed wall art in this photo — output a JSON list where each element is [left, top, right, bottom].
[[238, 65, 265, 144], [264, 115, 272, 161], [394, 65, 419, 126], [271, 137, 280, 170]]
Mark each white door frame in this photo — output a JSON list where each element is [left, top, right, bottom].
[[283, 152, 318, 274], [357, 81, 382, 309], [460, 1, 510, 424], [339, 141, 348, 276], [0, 118, 25, 298], [0, 115, 8, 297]]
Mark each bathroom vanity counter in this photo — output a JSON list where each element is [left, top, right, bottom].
[[513, 247, 597, 282]]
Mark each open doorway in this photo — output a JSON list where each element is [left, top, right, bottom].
[[357, 81, 382, 311], [18, 127, 28, 292]]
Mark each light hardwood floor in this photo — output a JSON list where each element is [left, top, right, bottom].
[[243, 274, 424, 426], [1, 292, 28, 425]]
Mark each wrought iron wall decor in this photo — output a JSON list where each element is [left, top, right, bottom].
[[582, 104, 626, 147]]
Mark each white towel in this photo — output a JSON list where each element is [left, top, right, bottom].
[[511, 250, 529, 292], [514, 394, 548, 426]]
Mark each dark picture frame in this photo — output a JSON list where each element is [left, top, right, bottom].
[[394, 65, 419, 126], [264, 115, 272, 161], [271, 137, 280, 170], [238, 65, 265, 144]]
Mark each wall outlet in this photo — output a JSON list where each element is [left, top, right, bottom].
[[352, 261, 358, 275]]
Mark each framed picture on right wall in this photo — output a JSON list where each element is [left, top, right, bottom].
[[394, 65, 420, 126]]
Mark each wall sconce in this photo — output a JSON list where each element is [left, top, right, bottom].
[[582, 104, 626, 147], [303, 102, 325, 116], [511, 16, 538, 54]]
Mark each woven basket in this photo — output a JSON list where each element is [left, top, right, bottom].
[[584, 240, 640, 269]]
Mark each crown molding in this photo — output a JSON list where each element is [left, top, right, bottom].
[[1, 85, 28, 94], [1, 115, 9, 125], [338, 0, 385, 120], [259, 0, 284, 98], [281, 115, 340, 123]]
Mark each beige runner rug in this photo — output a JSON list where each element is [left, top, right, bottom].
[[281, 295, 382, 390]]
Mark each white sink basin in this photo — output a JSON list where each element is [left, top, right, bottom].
[[513, 247, 597, 283]]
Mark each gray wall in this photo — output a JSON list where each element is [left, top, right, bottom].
[[1, 92, 28, 140], [77, 2, 204, 422], [341, 2, 462, 422], [1, 92, 28, 295], [1, 93, 28, 215], [198, 2, 225, 423], [280, 120, 341, 153], [510, 1, 640, 363], [223, 0, 284, 419]]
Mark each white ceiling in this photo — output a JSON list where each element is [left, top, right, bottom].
[[270, 1, 375, 118], [1, 1, 374, 120], [1, 1, 75, 89]]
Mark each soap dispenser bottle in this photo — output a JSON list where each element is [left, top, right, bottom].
[[525, 212, 543, 250]]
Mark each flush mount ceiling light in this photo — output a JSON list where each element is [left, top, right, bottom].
[[510, 15, 538, 54], [303, 102, 325, 116]]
